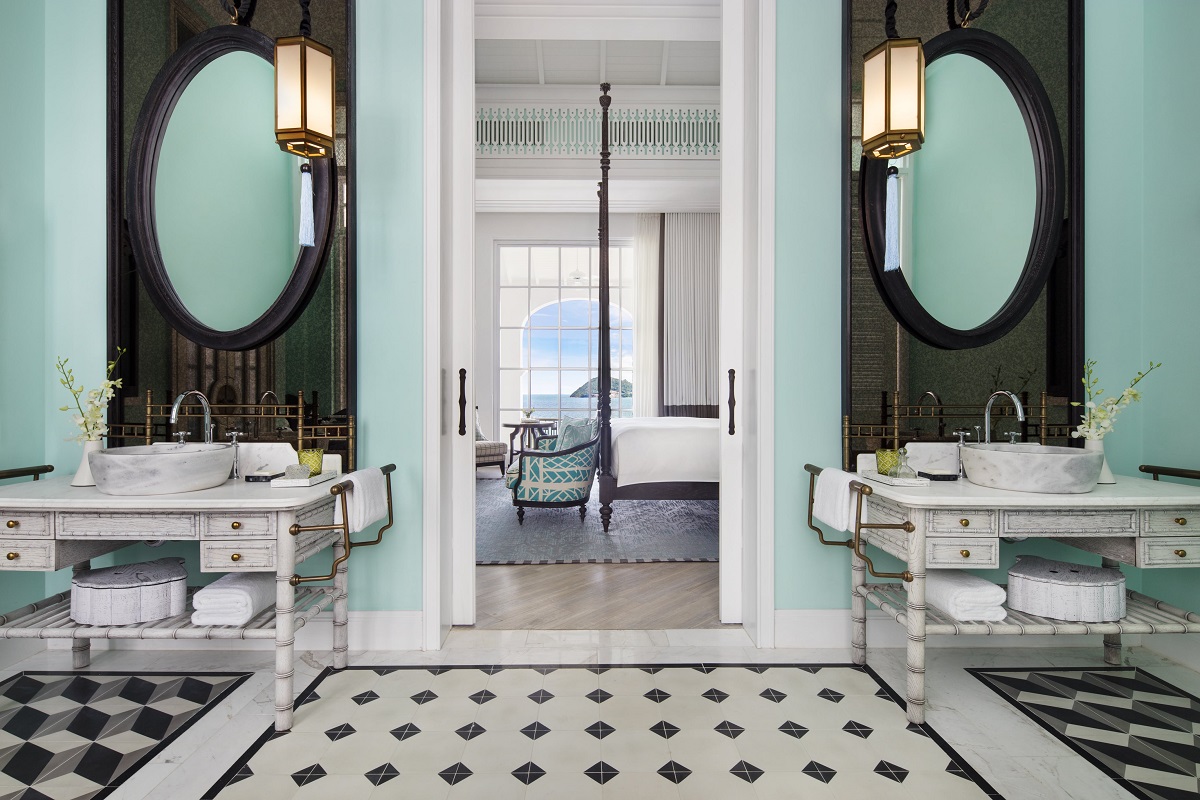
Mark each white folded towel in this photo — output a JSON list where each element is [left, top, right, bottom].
[[333, 467, 388, 533], [813, 468, 859, 533], [191, 572, 275, 627], [924, 570, 1008, 621]]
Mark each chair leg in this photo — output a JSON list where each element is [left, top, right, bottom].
[[517, 506, 525, 525], [579, 505, 587, 520], [498, 463, 505, 477]]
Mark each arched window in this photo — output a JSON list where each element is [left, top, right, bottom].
[[497, 244, 635, 423]]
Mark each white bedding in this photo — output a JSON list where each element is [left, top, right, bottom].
[[609, 417, 720, 487]]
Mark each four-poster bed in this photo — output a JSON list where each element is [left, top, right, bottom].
[[594, 84, 721, 532]]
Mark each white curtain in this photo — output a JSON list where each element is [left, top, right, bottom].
[[663, 213, 720, 410], [633, 214, 661, 417]]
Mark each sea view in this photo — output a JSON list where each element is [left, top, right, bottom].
[[522, 393, 635, 419]]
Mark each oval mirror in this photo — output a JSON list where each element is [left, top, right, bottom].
[[861, 28, 1063, 349], [127, 25, 335, 351]]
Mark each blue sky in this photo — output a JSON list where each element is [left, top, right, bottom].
[[525, 299, 633, 394]]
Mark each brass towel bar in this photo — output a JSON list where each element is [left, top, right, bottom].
[[803, 463, 914, 582], [288, 464, 396, 586]]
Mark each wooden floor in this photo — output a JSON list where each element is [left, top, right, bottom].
[[473, 562, 731, 630]]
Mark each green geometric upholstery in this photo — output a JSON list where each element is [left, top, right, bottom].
[[507, 436, 599, 514]]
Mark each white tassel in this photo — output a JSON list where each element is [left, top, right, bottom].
[[884, 167, 900, 272], [299, 162, 315, 247]]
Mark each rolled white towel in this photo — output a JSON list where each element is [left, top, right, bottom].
[[813, 468, 858, 533], [191, 572, 275, 627], [924, 570, 1007, 622], [333, 467, 388, 533]]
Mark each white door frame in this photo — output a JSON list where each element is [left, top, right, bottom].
[[423, 0, 776, 648]]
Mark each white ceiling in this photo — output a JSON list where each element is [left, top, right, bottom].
[[476, 39, 720, 86]]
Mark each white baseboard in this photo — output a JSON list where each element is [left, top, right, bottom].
[[774, 609, 1141, 650], [1141, 633, 1200, 666], [46, 611, 425, 653], [0, 639, 46, 670]]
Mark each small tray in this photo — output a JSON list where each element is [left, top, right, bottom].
[[858, 470, 931, 487], [270, 470, 339, 488], [919, 470, 960, 481]]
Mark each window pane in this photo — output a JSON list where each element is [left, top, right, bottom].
[[559, 294, 589, 326], [561, 370, 591, 416], [530, 247, 559, 285], [499, 288, 529, 327], [561, 247, 589, 287], [529, 330, 559, 367], [620, 330, 635, 370], [529, 370, 559, 415], [500, 369, 527, 410], [529, 288, 559, 327], [561, 330, 589, 368], [609, 247, 621, 286], [499, 246, 528, 285], [621, 247, 635, 286], [500, 329, 523, 370], [590, 247, 602, 286]]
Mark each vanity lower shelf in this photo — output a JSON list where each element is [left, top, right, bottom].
[[0, 586, 335, 640], [859, 583, 1200, 636]]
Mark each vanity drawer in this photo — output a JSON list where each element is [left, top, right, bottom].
[[1002, 509, 1139, 536], [926, 537, 999, 569], [202, 513, 273, 539], [0, 538, 53, 570], [57, 513, 197, 540], [1137, 537, 1200, 568], [929, 510, 996, 536], [201, 540, 275, 571], [0, 511, 51, 538], [1142, 510, 1199, 536]]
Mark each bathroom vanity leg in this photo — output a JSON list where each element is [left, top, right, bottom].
[[905, 538, 927, 724], [851, 551, 867, 666], [71, 561, 91, 669], [275, 535, 297, 731], [332, 538, 349, 670], [1101, 557, 1123, 665]]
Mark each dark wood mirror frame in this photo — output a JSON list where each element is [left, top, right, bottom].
[[842, 0, 1083, 417], [860, 28, 1064, 351], [107, 0, 357, 423]]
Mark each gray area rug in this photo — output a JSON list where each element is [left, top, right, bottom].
[[475, 473, 718, 564]]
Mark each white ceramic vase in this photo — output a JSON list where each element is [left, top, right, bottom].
[[71, 439, 103, 487], [1084, 438, 1116, 484]]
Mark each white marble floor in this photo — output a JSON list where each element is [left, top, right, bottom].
[[3, 632, 1192, 799]]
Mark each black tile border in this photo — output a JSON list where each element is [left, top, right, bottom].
[[970, 665, 1200, 800], [0, 670, 252, 800], [205, 662, 1003, 799], [476, 557, 719, 565]]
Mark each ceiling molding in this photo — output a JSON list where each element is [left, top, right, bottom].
[[475, 2, 720, 41], [476, 176, 720, 213], [475, 84, 720, 106]]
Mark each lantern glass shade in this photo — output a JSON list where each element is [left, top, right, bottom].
[[274, 35, 335, 158], [861, 37, 925, 159]]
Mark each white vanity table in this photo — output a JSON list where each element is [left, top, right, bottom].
[[0, 477, 348, 731], [810, 469, 1200, 724]]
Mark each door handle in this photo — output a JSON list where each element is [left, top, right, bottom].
[[458, 368, 467, 436], [727, 369, 736, 436]]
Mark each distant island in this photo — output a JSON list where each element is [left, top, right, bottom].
[[570, 377, 633, 398]]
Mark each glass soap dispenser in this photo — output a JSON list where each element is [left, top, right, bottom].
[[888, 447, 918, 479]]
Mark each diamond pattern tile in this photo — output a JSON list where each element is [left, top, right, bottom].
[[0, 671, 247, 799], [203, 664, 1001, 798]]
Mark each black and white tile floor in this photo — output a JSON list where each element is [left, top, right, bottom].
[[205, 664, 998, 799]]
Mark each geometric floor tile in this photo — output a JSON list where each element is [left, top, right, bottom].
[[973, 667, 1200, 800], [0, 671, 249, 800], [204, 663, 1002, 798]]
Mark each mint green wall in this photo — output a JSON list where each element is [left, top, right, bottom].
[[774, 0, 847, 609], [155, 51, 299, 332], [911, 55, 1035, 330], [350, 0, 425, 611]]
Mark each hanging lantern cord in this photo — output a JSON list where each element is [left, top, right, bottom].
[[884, 0, 898, 38], [298, 0, 312, 37], [948, 0, 989, 29], [218, 0, 255, 26]]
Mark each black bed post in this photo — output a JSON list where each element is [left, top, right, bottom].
[[597, 83, 616, 532]]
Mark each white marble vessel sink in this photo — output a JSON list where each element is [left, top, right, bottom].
[[960, 443, 1104, 494], [89, 443, 235, 496]]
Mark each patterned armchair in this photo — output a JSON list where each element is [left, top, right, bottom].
[[505, 435, 600, 525]]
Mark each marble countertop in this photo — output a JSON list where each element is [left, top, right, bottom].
[[857, 474, 1200, 509], [0, 476, 337, 511]]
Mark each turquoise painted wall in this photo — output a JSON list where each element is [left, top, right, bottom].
[[774, 0, 848, 609]]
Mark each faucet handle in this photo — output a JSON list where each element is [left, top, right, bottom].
[[1006, 431, 1020, 444], [952, 428, 972, 445], [974, 425, 983, 443], [226, 431, 244, 445], [173, 431, 190, 443]]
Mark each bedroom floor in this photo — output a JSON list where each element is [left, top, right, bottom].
[[3, 635, 1195, 799]]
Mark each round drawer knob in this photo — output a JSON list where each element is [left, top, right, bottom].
[[959, 518, 970, 528], [1175, 517, 1187, 526], [230, 553, 242, 562], [1174, 549, 1187, 558], [5, 520, 17, 529], [231, 521, 241, 530], [6, 552, 18, 561], [960, 549, 971, 558]]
